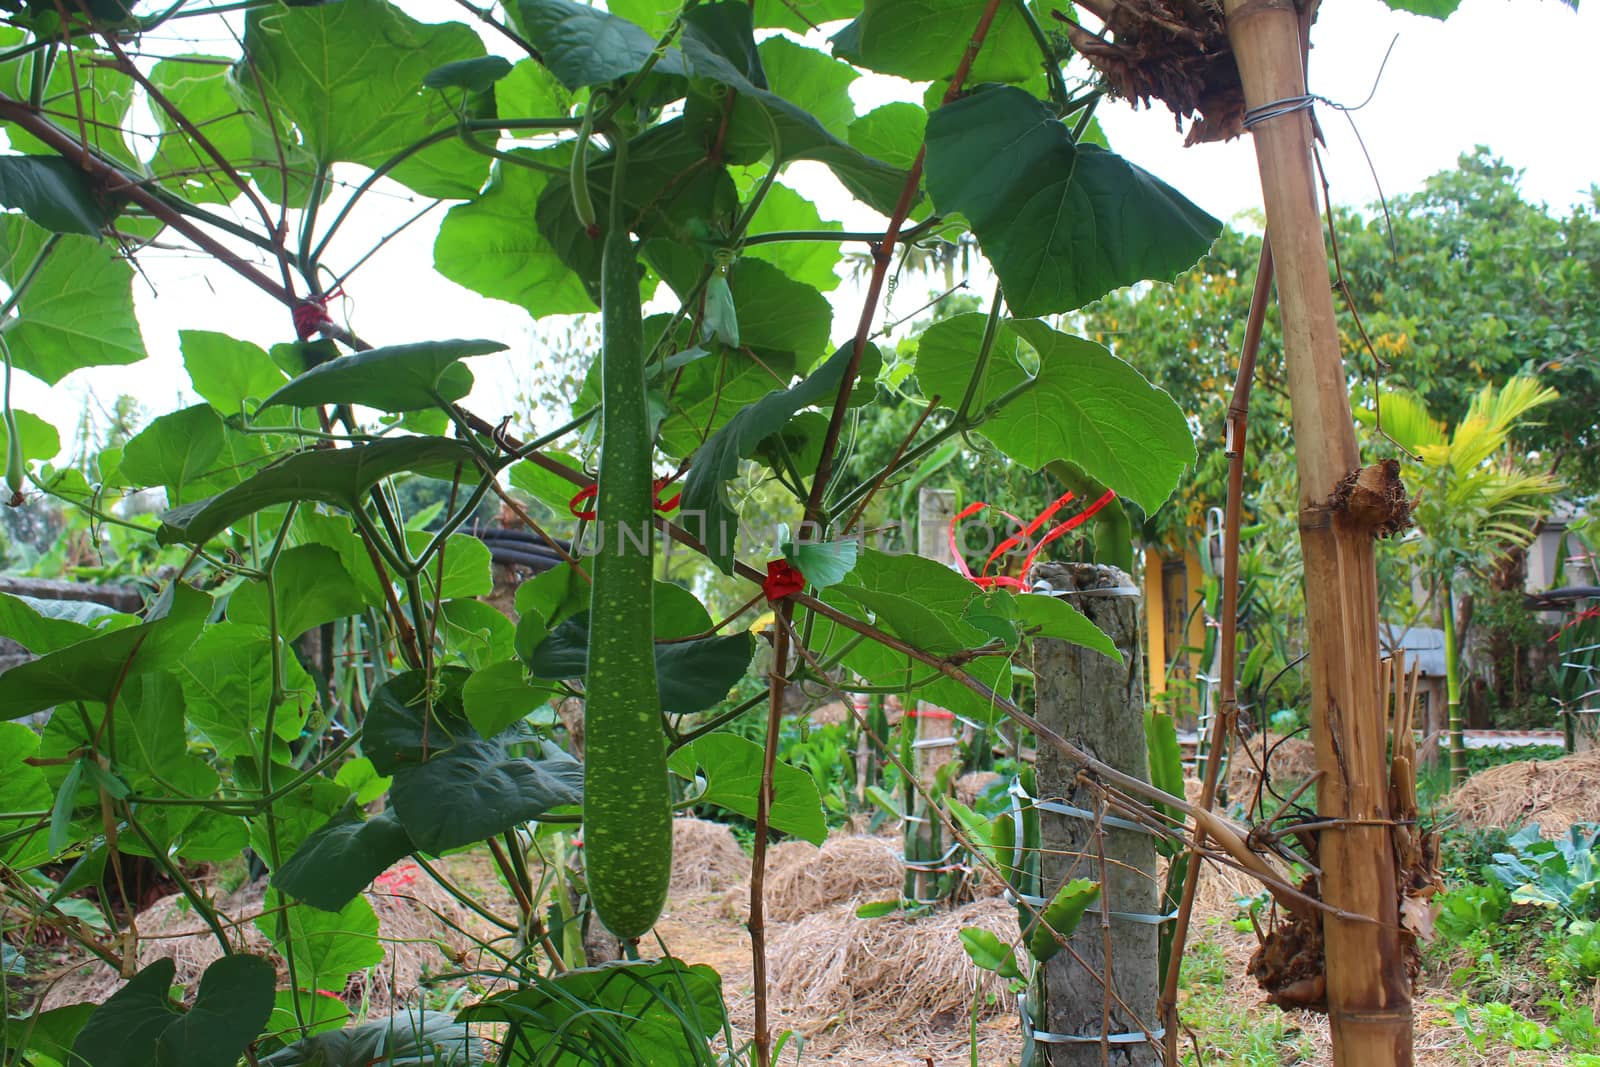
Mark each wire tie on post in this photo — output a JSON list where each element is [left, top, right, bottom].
[[1018, 993, 1166, 1046], [1024, 795, 1157, 837], [1241, 93, 1316, 130]]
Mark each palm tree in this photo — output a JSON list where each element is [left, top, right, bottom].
[[1366, 378, 1562, 781]]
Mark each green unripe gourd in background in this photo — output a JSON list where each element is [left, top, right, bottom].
[[583, 159, 672, 942]]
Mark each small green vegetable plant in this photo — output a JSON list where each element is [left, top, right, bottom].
[[1426, 823, 1600, 1059], [0, 0, 1219, 1061]]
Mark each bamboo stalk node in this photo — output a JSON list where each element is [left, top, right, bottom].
[[1330, 459, 1412, 539]]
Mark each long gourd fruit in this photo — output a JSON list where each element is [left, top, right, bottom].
[[584, 209, 671, 941]]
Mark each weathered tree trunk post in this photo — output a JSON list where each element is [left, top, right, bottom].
[[907, 487, 960, 901], [1031, 562, 1159, 1066], [1223, 2, 1413, 1063]]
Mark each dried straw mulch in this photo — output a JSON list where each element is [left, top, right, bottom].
[[1447, 749, 1600, 836], [671, 817, 749, 895], [722, 835, 902, 923], [40, 862, 474, 1014], [769, 896, 1018, 1032]]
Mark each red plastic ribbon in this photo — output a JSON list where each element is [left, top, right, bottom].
[[763, 559, 806, 602], [568, 475, 682, 521], [1551, 606, 1600, 643], [948, 488, 1119, 590], [905, 708, 956, 720], [291, 288, 343, 341]]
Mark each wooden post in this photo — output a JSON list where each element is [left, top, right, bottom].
[[908, 487, 960, 902], [1223, 2, 1412, 1063], [1031, 562, 1158, 1066]]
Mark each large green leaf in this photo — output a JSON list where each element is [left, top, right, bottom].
[[273, 805, 415, 912], [0, 37, 138, 169], [157, 438, 482, 545], [669, 734, 826, 844], [437, 598, 517, 671], [70, 956, 275, 1067], [240, 0, 492, 198], [182, 331, 289, 416], [0, 592, 128, 654], [0, 721, 52, 866], [119, 404, 226, 504], [260, 890, 385, 1002], [537, 119, 738, 303], [742, 180, 843, 293], [260, 1010, 482, 1066], [156, 955, 277, 1067], [1014, 593, 1119, 662], [923, 86, 1220, 316], [848, 102, 926, 170], [404, 531, 494, 600], [680, 342, 866, 574], [528, 613, 754, 715], [517, 0, 690, 89], [69, 959, 185, 1067], [148, 54, 307, 206], [0, 1003, 93, 1065], [0, 155, 114, 235], [1379, 0, 1462, 16], [680, 4, 908, 215], [727, 258, 833, 367], [364, 670, 583, 852], [460, 958, 725, 1065], [914, 314, 1193, 512], [229, 543, 370, 640], [751, 0, 856, 33], [0, 585, 210, 720], [434, 150, 598, 317], [830, 0, 1040, 83], [176, 623, 313, 758], [261, 339, 506, 413], [0, 216, 145, 384], [756, 36, 857, 139], [0, 407, 58, 466], [424, 55, 513, 91], [462, 659, 558, 738], [807, 592, 1014, 724], [832, 548, 989, 654]]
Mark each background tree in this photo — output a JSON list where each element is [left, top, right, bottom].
[[1359, 379, 1562, 781]]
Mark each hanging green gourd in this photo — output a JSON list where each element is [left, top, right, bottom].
[[580, 126, 672, 942]]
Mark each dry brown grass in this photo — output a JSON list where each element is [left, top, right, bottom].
[[769, 896, 1017, 1033], [671, 817, 749, 895], [764, 836, 902, 923], [40, 862, 473, 1017], [1445, 749, 1600, 836], [721, 835, 902, 924]]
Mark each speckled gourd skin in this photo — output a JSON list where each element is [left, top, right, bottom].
[[584, 222, 671, 941]]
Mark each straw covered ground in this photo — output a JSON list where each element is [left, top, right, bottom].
[[1446, 748, 1600, 835], [26, 815, 1573, 1064]]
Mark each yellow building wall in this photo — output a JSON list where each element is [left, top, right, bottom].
[[1143, 545, 1209, 709]]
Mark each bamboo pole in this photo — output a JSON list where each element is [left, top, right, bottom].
[[1158, 237, 1274, 1063], [1221, 2, 1412, 1063]]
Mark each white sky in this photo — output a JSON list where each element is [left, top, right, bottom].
[[6, 0, 1597, 459]]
